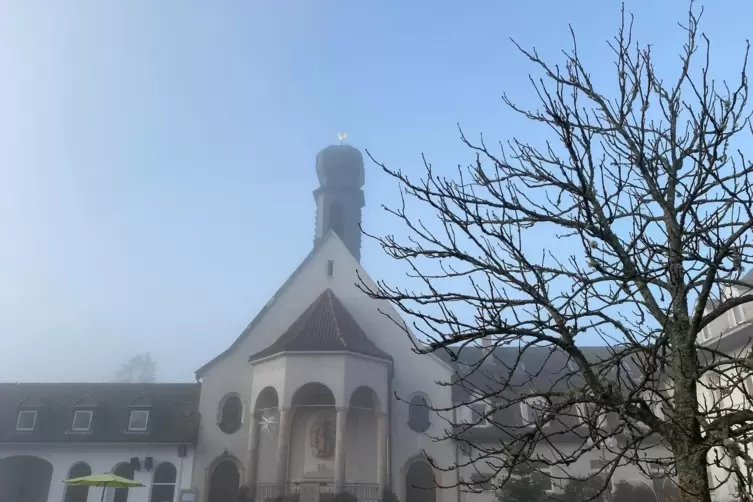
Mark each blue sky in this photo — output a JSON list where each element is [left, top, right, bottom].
[[0, 1, 750, 382]]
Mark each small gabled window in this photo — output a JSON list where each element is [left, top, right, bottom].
[[16, 410, 37, 431], [128, 410, 149, 431], [72, 410, 93, 431]]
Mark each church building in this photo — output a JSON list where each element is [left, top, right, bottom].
[[4, 143, 745, 502]]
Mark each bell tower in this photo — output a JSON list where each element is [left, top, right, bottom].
[[313, 143, 365, 262]]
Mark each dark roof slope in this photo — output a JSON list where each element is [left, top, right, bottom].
[[249, 289, 391, 362], [0, 382, 200, 444]]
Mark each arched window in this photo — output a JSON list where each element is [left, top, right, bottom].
[[408, 394, 431, 432], [218, 394, 243, 434], [63, 462, 91, 502], [112, 463, 135, 502], [150, 462, 177, 502]]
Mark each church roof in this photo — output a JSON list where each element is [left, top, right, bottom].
[[249, 289, 391, 362]]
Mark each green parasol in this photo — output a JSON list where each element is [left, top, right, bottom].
[[64, 472, 144, 502]]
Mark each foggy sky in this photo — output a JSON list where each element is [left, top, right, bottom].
[[1, 0, 750, 382]]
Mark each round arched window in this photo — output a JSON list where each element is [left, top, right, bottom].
[[408, 394, 431, 433], [218, 394, 243, 434]]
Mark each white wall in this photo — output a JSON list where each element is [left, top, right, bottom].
[[0, 442, 194, 502], [194, 233, 460, 502], [194, 239, 339, 497]]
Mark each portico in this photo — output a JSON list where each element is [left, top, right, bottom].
[[241, 289, 393, 501]]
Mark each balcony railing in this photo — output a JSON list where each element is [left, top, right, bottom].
[[254, 482, 380, 502]]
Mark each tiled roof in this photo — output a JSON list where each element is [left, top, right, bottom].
[[0, 383, 200, 444], [249, 289, 392, 362]]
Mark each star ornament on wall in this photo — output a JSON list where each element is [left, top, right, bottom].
[[259, 413, 278, 433]]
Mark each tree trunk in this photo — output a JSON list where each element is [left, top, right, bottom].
[[675, 449, 712, 502], [670, 319, 712, 502]]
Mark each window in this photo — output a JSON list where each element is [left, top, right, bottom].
[[327, 260, 335, 276], [218, 394, 243, 434], [469, 395, 493, 427], [128, 410, 149, 431], [150, 462, 177, 502], [16, 410, 37, 431], [72, 410, 93, 431], [408, 394, 431, 433], [64, 462, 92, 502]]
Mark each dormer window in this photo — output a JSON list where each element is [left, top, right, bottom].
[[128, 410, 149, 431], [72, 410, 93, 431], [16, 410, 37, 431]]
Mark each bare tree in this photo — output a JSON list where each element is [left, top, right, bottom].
[[363, 4, 753, 502]]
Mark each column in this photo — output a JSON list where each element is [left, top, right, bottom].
[[245, 410, 260, 489], [275, 408, 292, 498], [376, 411, 388, 495], [334, 407, 349, 494]]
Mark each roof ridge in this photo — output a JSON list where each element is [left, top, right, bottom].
[[326, 290, 348, 349]]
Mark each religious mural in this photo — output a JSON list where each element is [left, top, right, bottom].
[[309, 412, 336, 458]]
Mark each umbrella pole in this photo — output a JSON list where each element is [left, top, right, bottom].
[[100, 483, 106, 502]]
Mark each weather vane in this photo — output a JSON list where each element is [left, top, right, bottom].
[[337, 132, 348, 145]]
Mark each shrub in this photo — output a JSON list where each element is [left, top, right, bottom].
[[334, 492, 358, 502], [381, 490, 399, 502]]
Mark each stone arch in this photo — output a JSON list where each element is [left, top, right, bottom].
[[403, 457, 436, 502], [289, 382, 337, 480], [254, 385, 279, 414], [0, 455, 53, 502], [349, 385, 381, 412], [291, 382, 336, 408], [207, 454, 243, 502]]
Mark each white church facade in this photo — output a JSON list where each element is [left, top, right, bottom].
[[0, 144, 749, 502]]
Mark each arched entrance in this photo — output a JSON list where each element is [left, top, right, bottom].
[[405, 460, 436, 502], [290, 382, 337, 482], [208, 458, 240, 502], [0, 455, 53, 502]]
